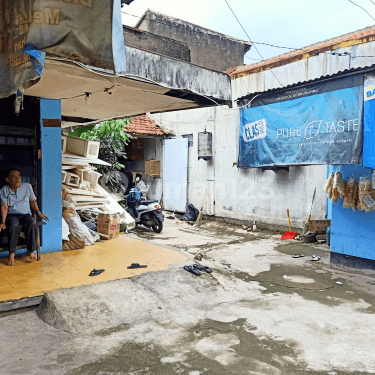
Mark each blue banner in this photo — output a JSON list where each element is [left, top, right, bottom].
[[238, 75, 364, 167]]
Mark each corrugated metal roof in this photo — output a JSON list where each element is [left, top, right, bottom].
[[230, 25, 375, 100], [232, 39, 375, 100]]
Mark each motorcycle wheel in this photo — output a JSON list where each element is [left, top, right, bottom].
[[152, 218, 163, 233]]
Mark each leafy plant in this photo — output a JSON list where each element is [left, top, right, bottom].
[[70, 119, 133, 192]]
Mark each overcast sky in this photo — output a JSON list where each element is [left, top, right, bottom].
[[122, 0, 375, 64]]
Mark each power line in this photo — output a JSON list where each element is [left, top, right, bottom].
[[121, 10, 296, 50], [245, 56, 262, 61], [371, 0, 375, 5], [223, 0, 283, 87], [348, 0, 375, 22]]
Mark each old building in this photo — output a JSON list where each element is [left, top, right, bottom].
[[134, 9, 252, 72]]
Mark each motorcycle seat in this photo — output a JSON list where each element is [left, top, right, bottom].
[[142, 200, 159, 205]]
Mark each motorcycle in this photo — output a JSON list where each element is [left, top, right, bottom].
[[126, 188, 164, 233]]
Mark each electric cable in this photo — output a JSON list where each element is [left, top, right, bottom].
[[348, 0, 375, 21], [371, 0, 375, 6], [121, 10, 297, 50], [223, 0, 283, 87], [245, 56, 262, 61]]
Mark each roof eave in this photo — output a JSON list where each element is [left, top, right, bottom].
[[231, 26, 375, 79]]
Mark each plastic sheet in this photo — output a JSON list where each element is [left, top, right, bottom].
[[65, 212, 97, 246], [182, 204, 200, 221], [62, 218, 70, 241]]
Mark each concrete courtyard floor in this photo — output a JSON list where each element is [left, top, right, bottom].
[[1, 219, 375, 374]]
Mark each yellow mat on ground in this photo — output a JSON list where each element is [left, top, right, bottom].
[[0, 235, 187, 302]]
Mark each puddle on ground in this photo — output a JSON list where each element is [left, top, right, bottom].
[[227, 261, 375, 313], [66, 319, 366, 375]]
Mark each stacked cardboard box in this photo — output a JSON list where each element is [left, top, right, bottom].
[[97, 213, 120, 240]]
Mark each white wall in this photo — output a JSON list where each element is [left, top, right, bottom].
[[152, 106, 327, 228]]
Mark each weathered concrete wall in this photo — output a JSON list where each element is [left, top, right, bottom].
[[123, 26, 191, 62], [126, 46, 232, 102], [151, 107, 327, 227], [136, 10, 251, 72]]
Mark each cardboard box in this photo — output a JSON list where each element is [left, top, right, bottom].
[[97, 213, 120, 239], [97, 213, 120, 223], [309, 220, 331, 235]]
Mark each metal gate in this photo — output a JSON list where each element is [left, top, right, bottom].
[[163, 138, 188, 212]]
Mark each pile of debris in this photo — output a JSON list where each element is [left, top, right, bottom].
[[62, 134, 111, 210], [61, 134, 135, 249]]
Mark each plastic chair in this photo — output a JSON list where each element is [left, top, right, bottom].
[[0, 213, 46, 261], [141, 185, 151, 201]]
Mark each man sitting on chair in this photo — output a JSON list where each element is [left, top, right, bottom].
[[0, 169, 48, 266]]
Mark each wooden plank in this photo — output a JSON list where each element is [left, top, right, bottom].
[[62, 158, 89, 166], [76, 204, 106, 211], [75, 201, 110, 206], [71, 196, 109, 203], [63, 153, 111, 166], [62, 186, 103, 196]]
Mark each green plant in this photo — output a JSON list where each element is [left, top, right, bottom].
[[71, 119, 133, 192]]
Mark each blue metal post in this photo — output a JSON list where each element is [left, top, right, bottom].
[[40, 99, 62, 253]]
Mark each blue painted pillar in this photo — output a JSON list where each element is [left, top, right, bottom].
[[40, 99, 62, 253]]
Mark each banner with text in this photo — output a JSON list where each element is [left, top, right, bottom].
[[239, 74, 364, 167], [0, 0, 126, 98]]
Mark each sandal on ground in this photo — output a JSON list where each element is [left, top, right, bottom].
[[89, 269, 105, 276], [292, 254, 304, 258], [184, 265, 201, 276], [310, 255, 321, 261], [192, 264, 212, 273], [127, 263, 148, 269]]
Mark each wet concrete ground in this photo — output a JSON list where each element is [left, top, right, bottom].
[[1, 219, 375, 374]]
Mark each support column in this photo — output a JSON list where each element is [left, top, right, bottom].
[[40, 99, 62, 253]]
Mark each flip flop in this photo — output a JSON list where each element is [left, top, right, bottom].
[[192, 264, 212, 273], [184, 265, 201, 276], [310, 255, 321, 261], [127, 263, 148, 269], [89, 269, 105, 276], [292, 254, 304, 258]]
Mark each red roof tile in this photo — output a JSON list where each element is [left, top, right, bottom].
[[125, 115, 169, 136]]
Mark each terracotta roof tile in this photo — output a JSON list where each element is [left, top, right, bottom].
[[125, 115, 168, 136]]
